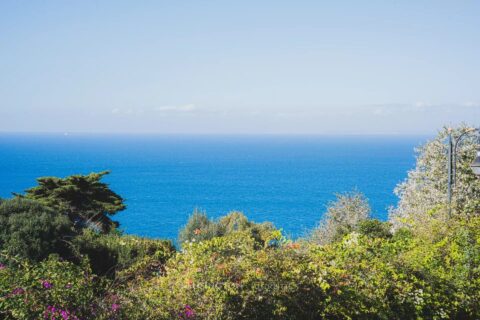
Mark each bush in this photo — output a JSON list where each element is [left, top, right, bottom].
[[218, 211, 276, 248], [72, 230, 175, 277], [144, 212, 479, 319], [357, 219, 392, 239], [178, 209, 222, 245], [310, 191, 371, 244], [126, 231, 329, 320], [0, 255, 113, 319], [399, 216, 480, 319], [306, 215, 480, 319], [179, 210, 276, 248], [0, 198, 73, 263]]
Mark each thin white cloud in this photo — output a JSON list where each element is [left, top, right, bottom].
[[111, 108, 144, 116], [464, 101, 480, 108], [372, 107, 391, 116], [413, 101, 432, 109], [154, 104, 197, 112], [368, 102, 479, 116]]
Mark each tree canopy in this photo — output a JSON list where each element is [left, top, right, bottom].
[[18, 171, 125, 233], [310, 190, 371, 244], [390, 125, 480, 229]]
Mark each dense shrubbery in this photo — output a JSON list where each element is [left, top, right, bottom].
[[179, 210, 275, 248], [128, 231, 324, 319], [0, 233, 175, 320], [2, 215, 479, 319], [0, 198, 73, 263], [0, 255, 112, 319], [1, 125, 480, 319], [72, 230, 175, 277]]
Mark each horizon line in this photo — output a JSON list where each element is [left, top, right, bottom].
[[0, 130, 435, 137]]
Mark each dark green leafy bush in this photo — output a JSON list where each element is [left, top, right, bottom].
[[0, 198, 73, 263], [357, 219, 392, 239]]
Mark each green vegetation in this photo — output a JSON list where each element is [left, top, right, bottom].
[[0, 198, 73, 263], [310, 190, 371, 245], [71, 230, 175, 277], [18, 171, 125, 233], [179, 210, 275, 248], [1, 125, 480, 319]]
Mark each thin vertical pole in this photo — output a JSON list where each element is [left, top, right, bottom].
[[447, 132, 452, 217]]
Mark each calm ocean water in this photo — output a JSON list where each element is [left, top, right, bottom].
[[0, 134, 427, 241]]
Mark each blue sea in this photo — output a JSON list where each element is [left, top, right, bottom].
[[0, 134, 427, 241]]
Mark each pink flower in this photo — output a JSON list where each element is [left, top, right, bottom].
[[180, 305, 195, 319], [60, 310, 69, 319], [12, 287, 25, 295], [111, 303, 120, 312], [44, 306, 79, 320], [0, 263, 5, 270], [42, 280, 53, 289]]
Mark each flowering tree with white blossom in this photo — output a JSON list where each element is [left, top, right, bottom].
[[390, 125, 480, 229]]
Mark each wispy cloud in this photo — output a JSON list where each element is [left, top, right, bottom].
[[463, 101, 480, 108], [368, 102, 480, 117], [111, 108, 144, 116], [154, 104, 197, 112]]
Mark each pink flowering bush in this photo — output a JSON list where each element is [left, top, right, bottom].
[[44, 305, 79, 320], [0, 255, 114, 319]]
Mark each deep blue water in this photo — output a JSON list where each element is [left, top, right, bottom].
[[0, 134, 426, 241]]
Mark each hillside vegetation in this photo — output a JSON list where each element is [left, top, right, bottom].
[[1, 126, 479, 319]]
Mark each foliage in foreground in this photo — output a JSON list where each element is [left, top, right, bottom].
[[120, 215, 480, 319], [0, 198, 73, 263], [1, 203, 480, 319], [0, 233, 175, 320], [72, 230, 175, 277], [0, 256, 113, 319]]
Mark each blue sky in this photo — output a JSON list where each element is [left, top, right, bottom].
[[1, 1, 479, 134]]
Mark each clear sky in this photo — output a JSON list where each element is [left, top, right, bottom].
[[1, 1, 479, 134]]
